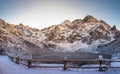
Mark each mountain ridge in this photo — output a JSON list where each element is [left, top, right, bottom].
[[0, 15, 120, 56]]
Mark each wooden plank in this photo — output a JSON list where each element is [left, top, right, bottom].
[[30, 66, 63, 68], [31, 60, 64, 62], [68, 66, 100, 68], [107, 67, 120, 68], [65, 59, 99, 62]]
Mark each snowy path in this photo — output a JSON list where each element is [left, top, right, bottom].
[[0, 56, 119, 74]]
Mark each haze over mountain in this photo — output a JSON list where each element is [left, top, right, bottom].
[[0, 15, 120, 56]]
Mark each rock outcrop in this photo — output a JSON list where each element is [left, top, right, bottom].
[[0, 15, 120, 56]]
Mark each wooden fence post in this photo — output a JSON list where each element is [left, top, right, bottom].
[[63, 56, 67, 70], [16, 57, 19, 64], [0, 50, 3, 55], [28, 60, 32, 68], [11, 57, 14, 62], [98, 60, 103, 71], [10, 56, 14, 62], [98, 55, 104, 71], [63, 60, 67, 70]]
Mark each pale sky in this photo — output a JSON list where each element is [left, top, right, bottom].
[[0, 0, 120, 29]]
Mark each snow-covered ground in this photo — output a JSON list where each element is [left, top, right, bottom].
[[0, 55, 120, 74]]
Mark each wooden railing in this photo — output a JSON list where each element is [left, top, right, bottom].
[[7, 54, 118, 72]]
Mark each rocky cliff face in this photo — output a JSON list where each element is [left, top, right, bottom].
[[0, 15, 120, 56], [39, 15, 119, 45], [97, 38, 120, 55]]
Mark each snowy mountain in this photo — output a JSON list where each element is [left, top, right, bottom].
[[0, 15, 120, 55], [97, 38, 120, 55], [40, 15, 112, 43], [38, 15, 120, 52]]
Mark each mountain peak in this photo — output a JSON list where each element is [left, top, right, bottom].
[[19, 23, 24, 26], [62, 20, 71, 23], [111, 25, 117, 31], [61, 20, 71, 25], [83, 15, 98, 23]]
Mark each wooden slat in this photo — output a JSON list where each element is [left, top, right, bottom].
[[68, 66, 100, 68], [31, 60, 64, 62], [30, 66, 63, 68], [107, 67, 120, 68]]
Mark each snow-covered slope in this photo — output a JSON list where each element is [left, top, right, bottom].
[[0, 56, 104, 74], [97, 38, 120, 54], [1, 56, 120, 74]]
